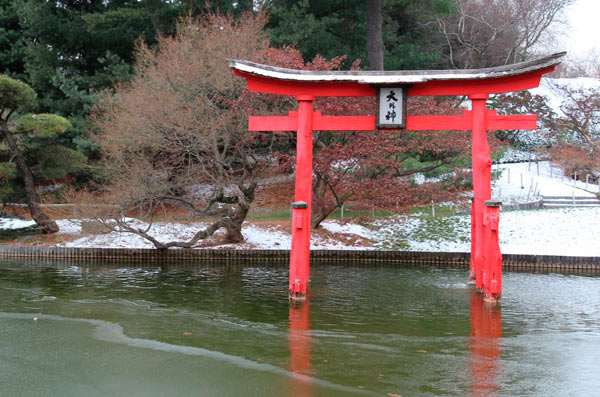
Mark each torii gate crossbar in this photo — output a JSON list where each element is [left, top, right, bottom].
[[229, 53, 565, 301]]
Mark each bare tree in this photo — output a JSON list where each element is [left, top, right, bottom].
[[88, 12, 287, 249], [555, 83, 600, 156], [535, 80, 600, 178], [433, 0, 573, 69], [552, 50, 600, 78]]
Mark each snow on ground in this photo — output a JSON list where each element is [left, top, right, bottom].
[[238, 222, 372, 250], [493, 161, 598, 203], [369, 160, 599, 256], [1, 162, 598, 255], [63, 220, 202, 249], [51, 219, 372, 250], [374, 207, 600, 257], [319, 221, 373, 240], [56, 220, 82, 234], [0, 218, 36, 229], [497, 207, 600, 256]]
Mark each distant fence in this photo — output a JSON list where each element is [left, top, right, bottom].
[[500, 199, 543, 211], [1, 203, 119, 219], [0, 246, 598, 272], [454, 199, 543, 215]]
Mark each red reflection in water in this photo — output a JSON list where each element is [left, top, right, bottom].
[[469, 290, 502, 397], [288, 297, 312, 397]]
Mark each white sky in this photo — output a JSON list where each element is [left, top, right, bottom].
[[559, 0, 600, 58]]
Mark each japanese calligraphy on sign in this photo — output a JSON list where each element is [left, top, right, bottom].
[[377, 87, 407, 129]]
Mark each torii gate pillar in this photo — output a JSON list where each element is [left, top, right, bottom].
[[470, 94, 492, 289], [289, 96, 315, 300], [470, 94, 502, 301]]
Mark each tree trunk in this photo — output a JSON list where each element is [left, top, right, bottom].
[[224, 182, 258, 243], [311, 206, 336, 229], [225, 203, 250, 243], [1, 125, 59, 233], [367, 0, 384, 71]]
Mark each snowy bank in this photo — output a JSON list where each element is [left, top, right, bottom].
[[493, 161, 598, 204], [375, 207, 600, 257], [1, 162, 598, 256], [49, 219, 374, 251]]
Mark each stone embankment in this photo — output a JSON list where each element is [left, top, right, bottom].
[[0, 246, 598, 273]]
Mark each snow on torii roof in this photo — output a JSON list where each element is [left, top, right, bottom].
[[229, 52, 566, 85]]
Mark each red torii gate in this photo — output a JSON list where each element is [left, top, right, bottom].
[[229, 53, 565, 301]]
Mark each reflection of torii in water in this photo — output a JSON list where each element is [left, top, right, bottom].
[[469, 290, 502, 395], [230, 53, 565, 301], [286, 290, 505, 395], [288, 298, 311, 397]]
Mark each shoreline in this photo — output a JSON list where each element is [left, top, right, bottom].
[[0, 245, 599, 273]]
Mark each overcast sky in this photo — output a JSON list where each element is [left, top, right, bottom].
[[558, 0, 600, 58]]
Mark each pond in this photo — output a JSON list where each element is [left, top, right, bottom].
[[0, 261, 599, 396]]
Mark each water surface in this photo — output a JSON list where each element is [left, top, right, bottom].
[[0, 261, 598, 396]]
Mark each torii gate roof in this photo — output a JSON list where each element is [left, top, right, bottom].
[[230, 52, 564, 84], [229, 52, 565, 97]]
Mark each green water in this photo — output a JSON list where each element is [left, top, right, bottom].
[[0, 261, 598, 396]]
